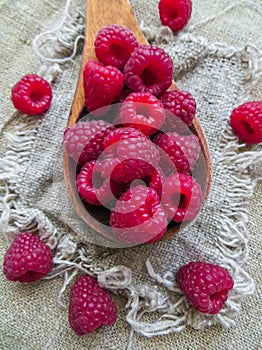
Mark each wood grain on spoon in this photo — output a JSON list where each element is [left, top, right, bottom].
[[64, 0, 212, 242]]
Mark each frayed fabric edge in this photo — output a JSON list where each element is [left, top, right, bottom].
[[0, 0, 85, 246]]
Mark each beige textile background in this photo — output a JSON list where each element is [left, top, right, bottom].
[[0, 0, 261, 349]]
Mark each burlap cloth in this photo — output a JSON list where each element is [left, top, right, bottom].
[[0, 0, 261, 349]]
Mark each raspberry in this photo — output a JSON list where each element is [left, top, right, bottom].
[[11, 74, 52, 115], [83, 60, 124, 112], [110, 185, 167, 244], [124, 45, 174, 97], [94, 25, 139, 70], [142, 166, 165, 199], [154, 132, 200, 173], [112, 89, 132, 126], [158, 0, 192, 32], [3, 232, 53, 282], [230, 101, 262, 144], [63, 120, 114, 165], [119, 92, 165, 136], [161, 89, 196, 133], [176, 262, 234, 314], [103, 126, 147, 150], [69, 275, 117, 335], [76, 160, 123, 206], [101, 127, 159, 183], [162, 173, 203, 222]]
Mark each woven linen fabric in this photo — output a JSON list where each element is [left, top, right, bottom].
[[0, 0, 261, 349]]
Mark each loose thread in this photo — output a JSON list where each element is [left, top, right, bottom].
[[187, 0, 261, 32]]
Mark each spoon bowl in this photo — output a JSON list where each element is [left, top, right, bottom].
[[63, 0, 212, 244]]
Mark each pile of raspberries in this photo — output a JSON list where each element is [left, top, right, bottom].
[[6, 0, 245, 335], [64, 24, 203, 245]]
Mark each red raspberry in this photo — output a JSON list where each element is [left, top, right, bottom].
[[176, 262, 234, 314], [142, 166, 165, 199], [161, 89, 196, 133], [63, 120, 114, 165], [119, 92, 165, 136], [69, 275, 117, 335], [83, 60, 124, 112], [76, 160, 123, 206], [103, 126, 147, 150], [94, 25, 139, 70], [154, 132, 200, 173], [11, 74, 52, 115], [3, 232, 53, 282], [124, 45, 174, 97], [158, 0, 192, 32], [230, 101, 262, 144], [102, 127, 159, 183], [162, 173, 203, 222], [110, 185, 167, 244]]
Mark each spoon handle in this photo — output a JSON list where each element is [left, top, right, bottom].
[[68, 0, 147, 127]]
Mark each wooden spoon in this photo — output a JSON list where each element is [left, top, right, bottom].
[[64, 0, 212, 243]]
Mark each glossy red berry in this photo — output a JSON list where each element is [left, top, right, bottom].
[[158, 0, 192, 32], [176, 262, 234, 314], [230, 101, 262, 144], [11, 74, 52, 115], [94, 25, 138, 70]]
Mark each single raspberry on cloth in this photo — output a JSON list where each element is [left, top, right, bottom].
[[63, 120, 114, 166], [230, 101, 262, 144], [11, 74, 52, 115], [69, 275, 117, 335], [3, 232, 53, 282], [110, 185, 167, 244], [154, 132, 200, 173], [76, 160, 123, 206], [161, 89, 196, 133], [162, 173, 203, 222], [83, 60, 124, 112], [158, 0, 192, 32], [120, 92, 165, 136], [94, 24, 138, 70], [124, 45, 173, 97], [176, 262, 234, 314]]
